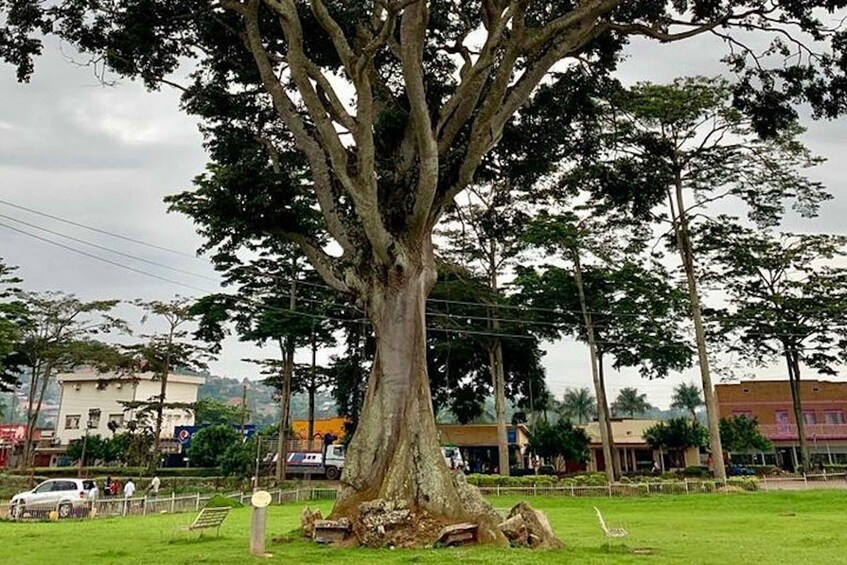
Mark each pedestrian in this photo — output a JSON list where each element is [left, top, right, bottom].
[[652, 460, 661, 475], [88, 482, 99, 517], [122, 478, 136, 516], [104, 475, 112, 497], [147, 475, 160, 511], [111, 478, 122, 498]]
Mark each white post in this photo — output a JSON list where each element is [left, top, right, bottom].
[[195, 493, 201, 511], [250, 491, 271, 557], [684, 480, 690, 495], [170, 492, 176, 514]]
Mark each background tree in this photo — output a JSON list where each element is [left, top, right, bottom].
[[701, 224, 847, 471], [644, 418, 708, 469], [8, 0, 847, 533], [720, 416, 773, 455], [527, 420, 590, 472], [0, 259, 22, 391], [559, 388, 596, 425], [14, 292, 125, 467], [124, 297, 209, 472], [584, 77, 830, 479], [612, 388, 653, 419], [194, 398, 244, 427], [188, 424, 241, 468], [221, 435, 261, 478], [516, 214, 692, 481], [671, 383, 704, 422]]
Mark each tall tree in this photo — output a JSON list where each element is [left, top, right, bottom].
[[13, 292, 124, 467], [126, 297, 210, 472], [0, 259, 22, 392], [701, 224, 847, 471], [644, 417, 708, 469], [7, 0, 847, 536], [612, 387, 653, 419], [583, 77, 830, 479], [559, 388, 596, 425], [671, 383, 704, 422], [517, 213, 692, 480]]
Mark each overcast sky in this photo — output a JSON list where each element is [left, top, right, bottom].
[[1, 31, 846, 410]]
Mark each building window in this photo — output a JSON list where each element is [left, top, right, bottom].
[[824, 411, 845, 425], [803, 411, 817, 425], [64, 415, 80, 430], [108, 413, 124, 427], [88, 411, 101, 429]]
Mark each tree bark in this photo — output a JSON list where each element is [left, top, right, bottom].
[[331, 248, 497, 541], [308, 328, 317, 445], [570, 247, 616, 483], [276, 262, 297, 483], [668, 179, 726, 480], [488, 338, 510, 476], [149, 325, 175, 473], [784, 346, 810, 471], [597, 352, 621, 479]]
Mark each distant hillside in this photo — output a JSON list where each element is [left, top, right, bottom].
[[198, 374, 337, 428]]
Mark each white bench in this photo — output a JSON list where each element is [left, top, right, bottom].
[[183, 506, 230, 537], [594, 506, 628, 546]]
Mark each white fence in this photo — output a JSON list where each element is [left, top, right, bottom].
[[1, 474, 843, 522], [0, 486, 340, 522]]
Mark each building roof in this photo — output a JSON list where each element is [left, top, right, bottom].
[[57, 369, 205, 386], [581, 419, 658, 446]]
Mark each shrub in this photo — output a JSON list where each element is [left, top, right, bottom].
[[205, 493, 243, 508], [682, 465, 710, 477], [727, 477, 760, 491], [465, 474, 558, 487]]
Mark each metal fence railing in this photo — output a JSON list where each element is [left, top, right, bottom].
[[2, 473, 842, 522]]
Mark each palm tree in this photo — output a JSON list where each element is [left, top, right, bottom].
[[559, 387, 596, 424], [611, 387, 652, 419], [671, 382, 703, 421]]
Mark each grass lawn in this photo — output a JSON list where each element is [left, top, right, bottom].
[[1, 490, 845, 564]]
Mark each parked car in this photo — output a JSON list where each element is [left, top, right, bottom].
[[10, 478, 96, 519], [729, 464, 756, 476], [441, 446, 465, 471]]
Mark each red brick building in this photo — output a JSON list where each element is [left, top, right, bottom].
[[715, 379, 847, 469]]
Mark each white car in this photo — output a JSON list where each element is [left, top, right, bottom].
[[10, 478, 96, 519]]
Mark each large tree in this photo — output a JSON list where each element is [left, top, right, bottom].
[[0, 259, 22, 392], [6, 0, 847, 540], [13, 292, 125, 468], [125, 298, 210, 472], [580, 77, 831, 479], [701, 224, 847, 471]]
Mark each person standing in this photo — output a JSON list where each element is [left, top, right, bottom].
[[147, 475, 161, 511], [87, 482, 99, 517], [123, 478, 136, 516], [104, 476, 112, 497]]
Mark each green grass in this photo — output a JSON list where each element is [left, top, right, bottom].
[[1, 490, 846, 564]]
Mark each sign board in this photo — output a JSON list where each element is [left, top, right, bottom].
[[251, 490, 272, 508], [174, 424, 257, 449], [507, 427, 517, 444]]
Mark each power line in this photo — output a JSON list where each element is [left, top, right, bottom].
[[2, 200, 844, 333], [0, 198, 202, 260], [0, 212, 219, 283]]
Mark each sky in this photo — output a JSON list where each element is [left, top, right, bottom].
[[1, 29, 846, 410]]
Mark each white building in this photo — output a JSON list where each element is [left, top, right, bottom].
[[55, 369, 204, 444]]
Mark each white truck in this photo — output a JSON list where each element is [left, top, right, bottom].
[[276, 445, 465, 480]]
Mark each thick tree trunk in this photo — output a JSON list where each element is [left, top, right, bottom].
[[331, 255, 502, 544], [488, 338, 510, 476], [785, 347, 810, 471], [570, 248, 616, 483], [668, 181, 726, 480]]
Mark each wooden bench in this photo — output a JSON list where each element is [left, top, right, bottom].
[[183, 507, 230, 538]]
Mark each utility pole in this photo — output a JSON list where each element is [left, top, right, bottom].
[[240, 380, 248, 439]]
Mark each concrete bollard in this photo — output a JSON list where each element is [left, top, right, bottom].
[[250, 490, 272, 558]]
